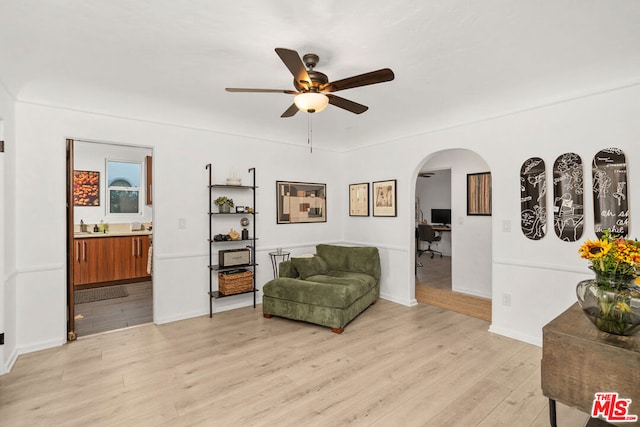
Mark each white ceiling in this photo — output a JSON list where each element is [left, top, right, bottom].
[[1, 1, 639, 151]]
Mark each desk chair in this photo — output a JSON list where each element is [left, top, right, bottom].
[[417, 224, 443, 259]]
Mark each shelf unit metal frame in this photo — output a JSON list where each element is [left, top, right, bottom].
[[206, 163, 257, 317]]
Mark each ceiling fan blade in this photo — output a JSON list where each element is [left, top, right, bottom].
[[275, 48, 311, 88], [226, 88, 298, 94], [281, 103, 299, 118], [326, 94, 368, 114], [322, 68, 395, 92]]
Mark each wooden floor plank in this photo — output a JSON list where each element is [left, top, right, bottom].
[[0, 300, 588, 426], [416, 255, 492, 321]]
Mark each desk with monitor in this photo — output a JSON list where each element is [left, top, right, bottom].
[[429, 225, 451, 256]]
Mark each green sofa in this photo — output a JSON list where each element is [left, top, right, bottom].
[[262, 244, 381, 333]]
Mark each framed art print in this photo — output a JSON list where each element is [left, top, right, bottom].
[[372, 179, 397, 217], [467, 172, 491, 215], [276, 181, 327, 224], [73, 170, 100, 206], [349, 183, 369, 216]]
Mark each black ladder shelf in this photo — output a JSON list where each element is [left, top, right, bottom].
[[206, 163, 257, 317]]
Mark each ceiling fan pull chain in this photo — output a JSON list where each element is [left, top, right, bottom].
[[308, 113, 313, 153]]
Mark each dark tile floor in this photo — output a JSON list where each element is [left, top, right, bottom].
[[74, 281, 152, 337]]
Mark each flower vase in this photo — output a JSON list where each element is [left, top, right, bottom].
[[576, 271, 640, 336], [219, 204, 230, 213]]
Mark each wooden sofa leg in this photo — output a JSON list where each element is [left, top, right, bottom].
[[263, 313, 272, 318], [331, 327, 344, 334]]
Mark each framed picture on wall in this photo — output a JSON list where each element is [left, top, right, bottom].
[[372, 179, 397, 217], [467, 172, 492, 215], [276, 181, 327, 224], [349, 183, 369, 216], [73, 170, 100, 206]]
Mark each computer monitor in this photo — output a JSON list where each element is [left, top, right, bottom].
[[431, 208, 451, 226]]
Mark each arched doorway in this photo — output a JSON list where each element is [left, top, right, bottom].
[[413, 149, 492, 321]]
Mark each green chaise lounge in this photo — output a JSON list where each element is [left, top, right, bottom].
[[262, 244, 381, 333]]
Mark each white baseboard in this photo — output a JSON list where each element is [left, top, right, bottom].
[[1, 348, 18, 375], [453, 286, 491, 300], [380, 293, 416, 307], [213, 299, 261, 314], [155, 309, 207, 325], [488, 324, 541, 347], [17, 337, 66, 356], [155, 298, 261, 324]]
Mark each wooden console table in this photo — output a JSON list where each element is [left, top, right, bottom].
[[541, 303, 640, 426]]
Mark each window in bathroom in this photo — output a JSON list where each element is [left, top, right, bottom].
[[106, 160, 142, 214]]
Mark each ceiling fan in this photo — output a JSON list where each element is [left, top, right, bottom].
[[226, 48, 395, 118], [418, 172, 435, 178]]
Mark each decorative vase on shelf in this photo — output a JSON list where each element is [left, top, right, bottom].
[[219, 204, 231, 214], [576, 270, 640, 336]]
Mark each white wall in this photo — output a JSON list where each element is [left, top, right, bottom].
[[343, 146, 492, 304], [11, 102, 343, 356], [345, 83, 640, 345], [0, 113, 4, 373], [0, 82, 17, 374], [73, 141, 153, 225], [5, 82, 640, 369], [416, 168, 451, 225]]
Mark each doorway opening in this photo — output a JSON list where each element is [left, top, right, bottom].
[[414, 149, 492, 322], [66, 139, 154, 339], [416, 168, 452, 291]]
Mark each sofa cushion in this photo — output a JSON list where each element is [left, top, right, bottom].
[[263, 273, 375, 308], [278, 260, 298, 278], [306, 271, 377, 292], [291, 256, 329, 280], [315, 244, 381, 280]]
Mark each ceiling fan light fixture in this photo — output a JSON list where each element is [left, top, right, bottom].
[[294, 92, 329, 113]]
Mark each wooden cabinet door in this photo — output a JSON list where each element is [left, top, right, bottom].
[[74, 238, 112, 285], [111, 236, 151, 280], [83, 238, 112, 284], [73, 239, 84, 285], [73, 236, 151, 285], [111, 236, 136, 281], [133, 236, 152, 278]]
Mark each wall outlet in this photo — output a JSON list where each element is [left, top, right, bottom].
[[178, 218, 187, 229], [502, 292, 512, 307], [502, 220, 511, 232]]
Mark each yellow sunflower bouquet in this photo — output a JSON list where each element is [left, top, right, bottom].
[[578, 230, 640, 286], [577, 230, 640, 335]]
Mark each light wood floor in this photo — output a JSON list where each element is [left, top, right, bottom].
[[416, 255, 492, 322], [0, 300, 590, 426], [74, 281, 153, 337]]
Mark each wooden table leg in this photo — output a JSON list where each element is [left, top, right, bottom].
[[549, 398, 557, 427]]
